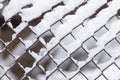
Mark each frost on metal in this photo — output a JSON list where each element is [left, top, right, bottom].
[[0, 0, 120, 80]]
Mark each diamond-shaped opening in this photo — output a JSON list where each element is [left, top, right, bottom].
[[106, 16, 119, 29], [96, 75, 107, 80], [71, 72, 87, 80], [47, 70, 66, 80], [41, 31, 54, 43], [51, 21, 62, 33], [7, 63, 25, 80], [18, 51, 35, 68], [93, 50, 111, 64], [61, 34, 75, 46], [7, 37, 25, 57], [94, 27, 108, 40], [10, 13, 22, 28], [38, 55, 57, 72], [0, 24, 15, 42], [105, 39, 120, 58], [49, 45, 68, 61], [17, 26, 37, 40], [103, 64, 120, 80], [30, 40, 45, 54], [0, 49, 15, 67], [28, 66, 44, 79], [71, 48, 88, 61], [1, 75, 10, 80], [72, 25, 83, 37], [81, 62, 101, 79], [59, 58, 78, 78], [0, 39, 5, 50], [83, 37, 96, 50], [60, 58, 78, 72]]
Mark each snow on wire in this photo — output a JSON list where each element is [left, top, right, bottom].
[[0, 0, 120, 80]]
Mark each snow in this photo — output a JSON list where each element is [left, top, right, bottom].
[[2, 0, 63, 21], [54, 57, 68, 65], [25, 0, 120, 79], [0, 0, 4, 2], [54, 0, 107, 39], [96, 20, 120, 46], [0, 3, 3, 9], [30, 51, 42, 61], [97, 58, 114, 70], [65, 0, 120, 53], [44, 0, 107, 52], [38, 70, 67, 80], [33, 0, 85, 35], [71, 72, 87, 80], [74, 21, 120, 80], [39, 37, 46, 46], [21, 39, 36, 49], [1, 0, 120, 79], [20, 0, 63, 21], [96, 75, 106, 80], [36, 0, 120, 79], [2, 0, 32, 20], [103, 64, 120, 80], [13, 21, 28, 34]]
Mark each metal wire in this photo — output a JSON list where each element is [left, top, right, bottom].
[[0, 0, 120, 80]]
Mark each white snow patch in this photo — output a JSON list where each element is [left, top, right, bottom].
[[0, 3, 3, 9], [2, 0, 32, 20], [20, 0, 63, 21], [103, 64, 120, 80]]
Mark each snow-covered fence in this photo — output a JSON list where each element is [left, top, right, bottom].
[[0, 0, 120, 80]]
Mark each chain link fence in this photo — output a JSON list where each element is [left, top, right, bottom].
[[0, 0, 120, 80]]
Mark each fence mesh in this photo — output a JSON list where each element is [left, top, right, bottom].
[[0, 0, 120, 80]]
